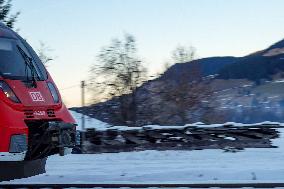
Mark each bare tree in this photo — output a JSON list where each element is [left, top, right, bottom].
[[172, 45, 196, 63], [161, 61, 202, 123], [89, 34, 147, 126], [156, 47, 224, 124], [158, 67, 223, 124], [0, 0, 20, 28], [37, 41, 54, 66]]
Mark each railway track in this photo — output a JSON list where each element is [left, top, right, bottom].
[[81, 123, 281, 153], [2, 183, 284, 188]]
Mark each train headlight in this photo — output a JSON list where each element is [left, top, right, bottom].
[[47, 82, 60, 103], [9, 134, 27, 153], [0, 81, 21, 103]]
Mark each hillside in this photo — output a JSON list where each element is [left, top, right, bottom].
[[217, 39, 284, 81], [160, 56, 238, 81], [72, 38, 284, 126]]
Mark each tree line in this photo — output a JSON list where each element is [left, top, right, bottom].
[[88, 33, 219, 126]]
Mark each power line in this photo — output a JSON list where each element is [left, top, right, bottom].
[[59, 84, 80, 91]]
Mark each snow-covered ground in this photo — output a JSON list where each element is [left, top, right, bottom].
[[4, 142, 284, 184], [69, 110, 110, 130], [2, 111, 284, 184]]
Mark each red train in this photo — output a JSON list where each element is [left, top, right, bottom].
[[0, 23, 76, 163]]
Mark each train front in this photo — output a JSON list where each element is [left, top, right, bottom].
[[0, 24, 76, 162]]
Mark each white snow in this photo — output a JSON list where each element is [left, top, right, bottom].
[[3, 111, 284, 184], [143, 125, 187, 130], [69, 110, 111, 131], [109, 126, 142, 131], [224, 136, 236, 141], [70, 110, 283, 132], [274, 79, 284, 83], [2, 128, 284, 184], [242, 84, 253, 87]]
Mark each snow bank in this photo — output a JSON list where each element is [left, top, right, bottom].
[[69, 110, 284, 132], [274, 79, 284, 83], [96, 122, 283, 132], [69, 110, 111, 131]]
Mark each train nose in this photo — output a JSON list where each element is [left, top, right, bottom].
[[25, 121, 76, 160]]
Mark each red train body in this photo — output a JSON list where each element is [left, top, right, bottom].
[[0, 23, 76, 162]]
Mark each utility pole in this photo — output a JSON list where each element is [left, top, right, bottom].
[[81, 80, 86, 148]]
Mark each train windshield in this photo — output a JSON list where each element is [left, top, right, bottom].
[[0, 37, 47, 81]]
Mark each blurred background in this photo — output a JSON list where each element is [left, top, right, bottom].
[[5, 0, 284, 126]]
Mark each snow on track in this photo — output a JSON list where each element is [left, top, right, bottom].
[[69, 110, 284, 131]]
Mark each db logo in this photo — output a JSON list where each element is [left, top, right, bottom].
[[29, 92, 45, 102]]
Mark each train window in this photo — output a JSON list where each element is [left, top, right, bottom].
[[20, 39, 48, 80], [0, 37, 44, 81], [0, 40, 12, 51]]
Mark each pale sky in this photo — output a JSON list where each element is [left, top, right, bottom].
[[12, 0, 284, 107]]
